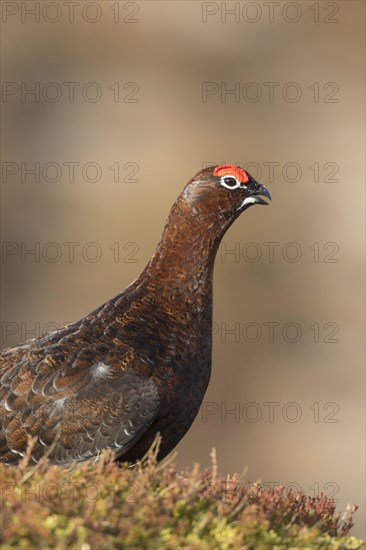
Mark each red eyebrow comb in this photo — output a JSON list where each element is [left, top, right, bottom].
[[213, 164, 249, 183]]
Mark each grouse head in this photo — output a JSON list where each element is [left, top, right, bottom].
[[146, 163, 272, 286], [181, 164, 271, 223]]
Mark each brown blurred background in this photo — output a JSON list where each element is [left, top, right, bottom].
[[1, 0, 364, 537]]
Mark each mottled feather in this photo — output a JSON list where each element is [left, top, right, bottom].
[[0, 165, 271, 465]]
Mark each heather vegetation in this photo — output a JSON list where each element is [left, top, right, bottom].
[[1, 439, 364, 550]]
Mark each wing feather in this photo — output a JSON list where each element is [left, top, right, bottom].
[[1, 343, 159, 465]]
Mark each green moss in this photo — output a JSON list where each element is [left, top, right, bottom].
[[1, 443, 364, 550]]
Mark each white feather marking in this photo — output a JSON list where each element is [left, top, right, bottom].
[[91, 362, 111, 379], [54, 397, 67, 411], [241, 196, 258, 207], [49, 398, 67, 419], [3, 400, 12, 412]]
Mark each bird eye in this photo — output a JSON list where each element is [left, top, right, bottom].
[[224, 177, 237, 187], [220, 176, 241, 189]]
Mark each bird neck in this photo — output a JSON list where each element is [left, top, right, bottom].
[[141, 197, 230, 311]]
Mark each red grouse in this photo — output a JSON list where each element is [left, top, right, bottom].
[[0, 165, 271, 465]]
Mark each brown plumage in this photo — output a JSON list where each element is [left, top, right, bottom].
[[0, 165, 271, 465]]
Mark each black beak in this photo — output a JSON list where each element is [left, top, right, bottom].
[[240, 175, 272, 209], [250, 184, 272, 205]]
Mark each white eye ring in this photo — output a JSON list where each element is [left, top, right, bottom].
[[219, 175, 241, 190]]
